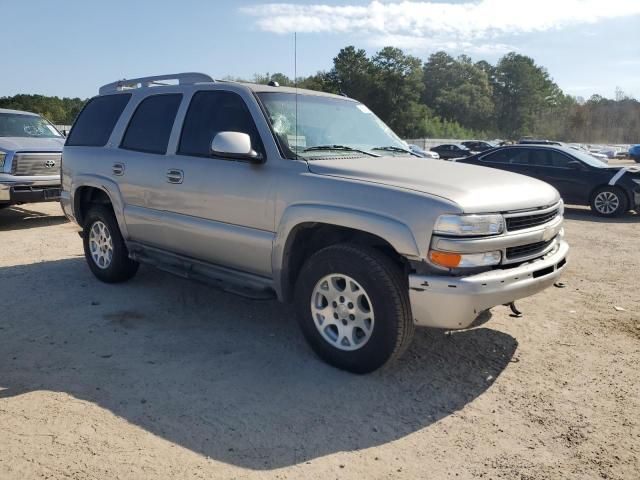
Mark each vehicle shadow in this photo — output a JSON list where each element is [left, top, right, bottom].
[[0, 258, 517, 470], [0, 205, 68, 231], [564, 206, 639, 223]]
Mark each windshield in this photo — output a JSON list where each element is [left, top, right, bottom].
[[0, 113, 63, 138], [257, 92, 408, 159], [562, 146, 609, 168]]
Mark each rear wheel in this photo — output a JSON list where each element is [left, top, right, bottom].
[[590, 187, 628, 217], [294, 244, 414, 374], [83, 205, 139, 283]]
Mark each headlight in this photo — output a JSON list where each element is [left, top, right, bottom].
[[429, 250, 502, 268], [631, 178, 640, 186], [434, 214, 504, 236]]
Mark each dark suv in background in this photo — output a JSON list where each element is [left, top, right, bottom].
[[455, 145, 640, 216]]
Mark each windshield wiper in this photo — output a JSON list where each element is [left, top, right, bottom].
[[303, 145, 380, 157], [371, 146, 418, 156]]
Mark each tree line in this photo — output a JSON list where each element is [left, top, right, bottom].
[[2, 46, 638, 143]]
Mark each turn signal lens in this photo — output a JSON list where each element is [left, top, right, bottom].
[[429, 250, 502, 269], [0, 152, 6, 169], [429, 251, 462, 268]]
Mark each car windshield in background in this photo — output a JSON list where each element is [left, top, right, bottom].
[[559, 146, 609, 168], [257, 92, 407, 159], [0, 113, 62, 138]]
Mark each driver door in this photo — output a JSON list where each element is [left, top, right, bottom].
[[160, 89, 276, 277]]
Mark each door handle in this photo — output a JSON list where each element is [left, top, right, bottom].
[[166, 169, 184, 184], [112, 163, 125, 176]]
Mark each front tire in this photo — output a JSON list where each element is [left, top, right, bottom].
[[83, 205, 139, 283], [294, 244, 414, 374], [590, 187, 628, 217]]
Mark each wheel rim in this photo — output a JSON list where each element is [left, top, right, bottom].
[[310, 274, 375, 351], [594, 191, 619, 214], [88, 220, 114, 269]]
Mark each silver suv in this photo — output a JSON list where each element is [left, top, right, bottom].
[[0, 108, 64, 208], [61, 73, 569, 373]]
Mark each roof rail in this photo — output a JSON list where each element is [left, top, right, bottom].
[[98, 72, 214, 95]]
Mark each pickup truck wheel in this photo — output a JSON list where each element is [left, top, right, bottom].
[[590, 187, 628, 217], [294, 244, 414, 373], [83, 205, 139, 283]]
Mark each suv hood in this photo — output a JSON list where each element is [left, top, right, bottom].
[[0, 136, 64, 152], [307, 156, 560, 213]]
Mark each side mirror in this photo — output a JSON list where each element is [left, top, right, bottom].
[[210, 131, 263, 163]]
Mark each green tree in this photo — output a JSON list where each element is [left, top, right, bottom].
[[492, 53, 563, 138]]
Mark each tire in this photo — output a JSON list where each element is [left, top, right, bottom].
[[82, 205, 139, 283], [590, 186, 628, 217], [294, 244, 414, 374]]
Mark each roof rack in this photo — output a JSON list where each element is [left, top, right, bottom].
[[98, 72, 214, 95]]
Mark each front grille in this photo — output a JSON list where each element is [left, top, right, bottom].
[[11, 152, 61, 176], [506, 238, 555, 260], [506, 208, 559, 232]]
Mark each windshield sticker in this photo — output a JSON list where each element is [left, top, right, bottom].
[[356, 104, 372, 114], [287, 135, 307, 148]]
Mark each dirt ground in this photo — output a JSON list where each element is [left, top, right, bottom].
[[1, 199, 638, 480]]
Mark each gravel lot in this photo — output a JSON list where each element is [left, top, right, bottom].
[[1, 199, 638, 480]]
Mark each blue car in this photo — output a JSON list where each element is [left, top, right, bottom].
[[629, 144, 640, 163]]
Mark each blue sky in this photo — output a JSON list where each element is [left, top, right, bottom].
[[1, 0, 638, 100]]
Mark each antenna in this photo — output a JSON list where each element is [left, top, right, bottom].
[[294, 31, 298, 158]]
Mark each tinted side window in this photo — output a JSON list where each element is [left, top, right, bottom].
[[483, 149, 530, 165], [482, 149, 510, 163], [121, 94, 182, 154], [529, 149, 551, 166], [548, 151, 572, 168], [66, 94, 131, 146], [178, 91, 263, 157]]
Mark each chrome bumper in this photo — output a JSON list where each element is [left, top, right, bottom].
[[408, 240, 569, 329], [0, 179, 61, 203]]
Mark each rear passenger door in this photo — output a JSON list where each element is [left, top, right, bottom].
[[161, 89, 276, 277], [116, 93, 183, 247]]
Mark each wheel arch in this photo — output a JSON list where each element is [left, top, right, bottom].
[[273, 204, 421, 302], [72, 176, 128, 238]]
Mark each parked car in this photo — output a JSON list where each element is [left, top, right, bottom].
[[461, 140, 495, 152], [628, 144, 640, 163], [568, 143, 608, 163], [61, 73, 569, 373], [408, 144, 440, 159], [430, 143, 473, 159], [455, 145, 640, 216], [0, 108, 64, 208]]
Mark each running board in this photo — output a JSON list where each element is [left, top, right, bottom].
[[127, 242, 276, 300]]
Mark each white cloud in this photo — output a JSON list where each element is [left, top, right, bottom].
[[240, 0, 640, 52]]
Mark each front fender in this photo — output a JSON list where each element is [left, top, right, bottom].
[[71, 174, 129, 239], [272, 203, 421, 300]]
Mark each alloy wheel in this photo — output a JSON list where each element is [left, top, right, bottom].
[[310, 273, 375, 351]]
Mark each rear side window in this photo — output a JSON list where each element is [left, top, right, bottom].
[[482, 148, 529, 165], [66, 94, 131, 147], [178, 90, 263, 158], [121, 94, 182, 154]]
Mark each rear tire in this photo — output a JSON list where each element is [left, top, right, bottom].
[[294, 244, 414, 374], [590, 187, 628, 217], [83, 205, 139, 283]]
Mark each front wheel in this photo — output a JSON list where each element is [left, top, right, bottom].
[[83, 205, 139, 283], [590, 187, 628, 217], [294, 244, 414, 374]]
